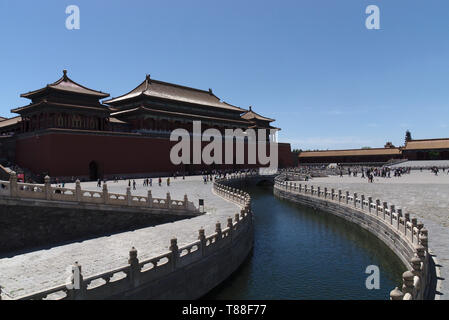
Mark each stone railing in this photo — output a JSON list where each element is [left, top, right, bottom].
[[0, 174, 253, 300], [274, 176, 438, 300], [0, 171, 196, 213], [213, 176, 252, 207]]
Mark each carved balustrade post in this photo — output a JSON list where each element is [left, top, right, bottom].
[[198, 228, 206, 256], [402, 271, 415, 300], [9, 171, 18, 197], [170, 238, 179, 270], [419, 228, 428, 249], [227, 217, 233, 239], [383, 202, 388, 220], [412, 218, 418, 241], [390, 287, 404, 300], [166, 192, 171, 209], [411, 255, 422, 279], [375, 199, 380, 216], [102, 183, 108, 204], [147, 190, 153, 207], [404, 213, 410, 237], [128, 247, 141, 288], [126, 187, 132, 206], [75, 179, 81, 202], [69, 262, 85, 300], [390, 205, 395, 225], [44, 175, 52, 200], [215, 222, 222, 242], [397, 208, 402, 230], [184, 194, 188, 209]]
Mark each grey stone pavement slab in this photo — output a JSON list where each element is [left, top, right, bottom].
[[299, 171, 449, 299], [0, 176, 240, 299]]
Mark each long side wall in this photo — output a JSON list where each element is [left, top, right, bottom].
[[0, 198, 195, 255], [13, 130, 293, 178], [2, 174, 254, 300], [273, 176, 438, 300]]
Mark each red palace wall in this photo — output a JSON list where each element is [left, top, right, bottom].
[[15, 131, 293, 178], [278, 142, 294, 168]]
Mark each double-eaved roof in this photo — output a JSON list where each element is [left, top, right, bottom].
[[241, 106, 275, 122], [104, 75, 246, 113], [20, 70, 110, 99]]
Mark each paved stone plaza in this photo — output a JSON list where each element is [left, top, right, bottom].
[[0, 172, 447, 299], [301, 171, 448, 299], [0, 176, 240, 299]]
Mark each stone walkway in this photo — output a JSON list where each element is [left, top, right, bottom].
[[298, 171, 448, 299], [0, 176, 240, 299], [389, 160, 449, 169]]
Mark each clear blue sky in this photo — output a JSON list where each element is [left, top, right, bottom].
[[1, 0, 448, 150]]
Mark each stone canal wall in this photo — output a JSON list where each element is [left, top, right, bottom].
[[1, 174, 253, 300], [274, 175, 439, 300], [0, 172, 200, 254]]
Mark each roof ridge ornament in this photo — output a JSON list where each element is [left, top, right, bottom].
[[63, 69, 68, 80], [208, 88, 213, 95], [249, 106, 252, 111], [145, 74, 151, 90]]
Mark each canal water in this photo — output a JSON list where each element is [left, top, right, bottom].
[[205, 185, 405, 300]]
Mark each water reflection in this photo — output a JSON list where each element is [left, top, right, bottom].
[[205, 186, 405, 300]]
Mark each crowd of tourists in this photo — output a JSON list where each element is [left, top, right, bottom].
[[89, 168, 260, 189], [288, 162, 449, 184]]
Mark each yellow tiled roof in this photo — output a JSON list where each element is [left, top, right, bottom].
[[299, 148, 401, 158], [404, 139, 449, 150]]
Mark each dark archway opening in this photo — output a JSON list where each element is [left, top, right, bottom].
[[89, 161, 99, 181]]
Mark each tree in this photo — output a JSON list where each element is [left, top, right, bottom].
[[405, 130, 412, 144]]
